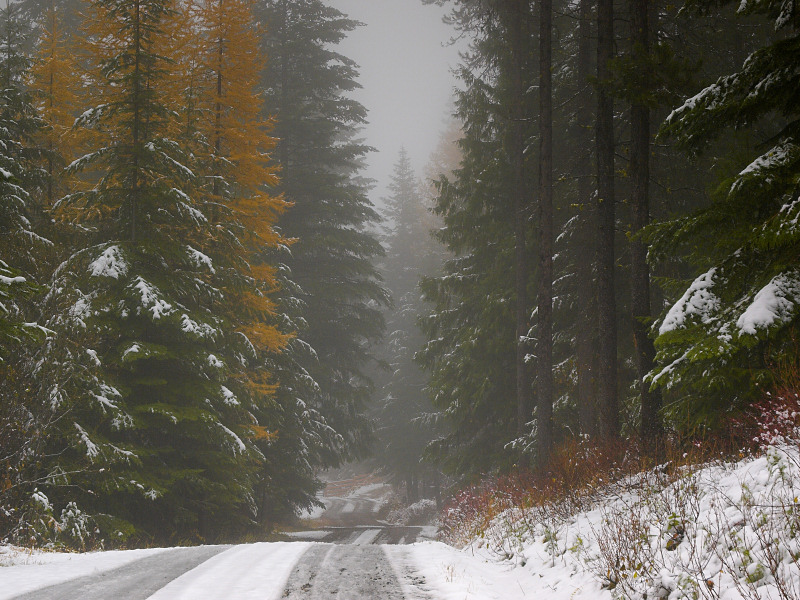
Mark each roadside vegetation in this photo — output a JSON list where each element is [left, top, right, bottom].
[[437, 366, 800, 599]]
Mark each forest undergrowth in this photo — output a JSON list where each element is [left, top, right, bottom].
[[439, 378, 800, 600]]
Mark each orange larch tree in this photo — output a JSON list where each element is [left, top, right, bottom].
[[196, 0, 289, 410], [28, 4, 81, 219]]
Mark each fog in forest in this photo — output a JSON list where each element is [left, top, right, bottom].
[[1, 4, 798, 589], [328, 0, 464, 201]]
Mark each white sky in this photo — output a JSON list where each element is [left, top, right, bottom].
[[326, 0, 466, 203]]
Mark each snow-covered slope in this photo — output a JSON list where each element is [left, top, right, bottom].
[[441, 445, 800, 600]]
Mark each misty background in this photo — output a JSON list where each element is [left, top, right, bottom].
[[328, 0, 464, 201]]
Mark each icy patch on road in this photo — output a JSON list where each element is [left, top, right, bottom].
[[147, 542, 311, 600], [0, 546, 170, 599]]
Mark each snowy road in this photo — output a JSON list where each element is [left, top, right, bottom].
[[4, 538, 419, 600], [287, 525, 436, 544], [4, 527, 433, 600], [2, 477, 542, 599], [2, 536, 545, 600]]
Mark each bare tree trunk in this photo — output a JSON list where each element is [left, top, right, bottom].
[[536, 0, 554, 466], [576, 0, 598, 437], [630, 0, 662, 453], [596, 0, 619, 438]]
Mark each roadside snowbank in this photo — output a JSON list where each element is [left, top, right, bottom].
[[390, 540, 587, 599]]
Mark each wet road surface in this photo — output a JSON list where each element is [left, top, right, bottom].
[[9, 545, 228, 600]]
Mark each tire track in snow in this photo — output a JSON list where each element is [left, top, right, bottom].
[[281, 544, 408, 599]]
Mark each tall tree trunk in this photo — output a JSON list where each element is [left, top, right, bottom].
[[596, 0, 619, 438], [576, 0, 598, 437], [131, 0, 141, 244], [536, 0, 554, 466], [507, 0, 532, 437], [278, 0, 290, 182], [213, 10, 223, 202], [630, 0, 662, 453]]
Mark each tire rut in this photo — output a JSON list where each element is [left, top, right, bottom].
[[282, 544, 406, 599]]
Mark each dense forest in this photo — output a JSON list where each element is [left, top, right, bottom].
[[415, 0, 799, 475], [0, 0, 798, 549], [0, 0, 386, 546]]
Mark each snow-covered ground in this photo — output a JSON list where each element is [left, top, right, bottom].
[[298, 479, 394, 522], [391, 541, 562, 600]]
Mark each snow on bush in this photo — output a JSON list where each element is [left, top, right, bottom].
[[5, 491, 102, 551]]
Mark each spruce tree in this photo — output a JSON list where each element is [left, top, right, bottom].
[[0, 1, 51, 543], [39, 0, 284, 542], [0, 1, 47, 345], [537, 0, 555, 465], [375, 149, 440, 499], [596, 0, 620, 439], [418, 36, 534, 473], [256, 0, 387, 463]]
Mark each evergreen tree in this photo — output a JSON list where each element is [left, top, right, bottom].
[[375, 149, 441, 499], [648, 0, 800, 429], [0, 1, 47, 345], [536, 0, 555, 465], [418, 25, 535, 472], [0, 1, 51, 542], [596, 0, 620, 439], [256, 0, 387, 463], [194, 0, 333, 524], [29, 4, 81, 215], [39, 0, 284, 542]]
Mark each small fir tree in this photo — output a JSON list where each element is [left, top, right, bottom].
[[374, 149, 442, 498]]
